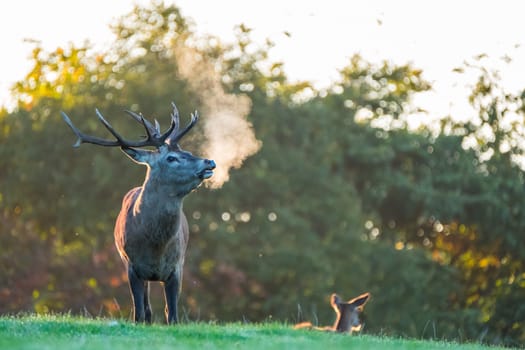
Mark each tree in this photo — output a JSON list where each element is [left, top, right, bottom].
[[320, 54, 525, 345]]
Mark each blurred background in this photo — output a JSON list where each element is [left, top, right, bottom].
[[1, 1, 524, 347]]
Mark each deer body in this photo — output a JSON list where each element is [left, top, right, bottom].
[[115, 186, 188, 282], [114, 184, 189, 324], [62, 103, 215, 324]]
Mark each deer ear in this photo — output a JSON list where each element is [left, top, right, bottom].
[[331, 293, 341, 306], [121, 147, 151, 164], [330, 293, 342, 313], [349, 293, 370, 308]]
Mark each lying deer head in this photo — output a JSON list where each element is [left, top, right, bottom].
[[331, 292, 370, 333], [294, 292, 370, 333], [62, 102, 215, 324]]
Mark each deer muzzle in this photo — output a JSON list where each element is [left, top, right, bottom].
[[198, 159, 216, 179]]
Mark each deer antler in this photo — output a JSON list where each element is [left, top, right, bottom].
[[62, 103, 197, 149], [62, 109, 166, 149]]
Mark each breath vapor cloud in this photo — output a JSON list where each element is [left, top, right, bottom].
[[175, 47, 262, 189]]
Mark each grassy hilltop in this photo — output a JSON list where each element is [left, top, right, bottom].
[[0, 315, 516, 350]]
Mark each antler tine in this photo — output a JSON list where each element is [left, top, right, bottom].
[[171, 110, 199, 145], [124, 109, 143, 123], [170, 101, 180, 133], [124, 110, 158, 136], [162, 101, 185, 147], [153, 103, 180, 145], [95, 109, 127, 143]]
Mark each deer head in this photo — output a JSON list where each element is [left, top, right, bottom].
[[331, 292, 370, 333], [62, 102, 216, 196]]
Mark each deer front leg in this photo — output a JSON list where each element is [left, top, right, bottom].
[[128, 266, 146, 323], [144, 281, 152, 323], [163, 272, 180, 324]]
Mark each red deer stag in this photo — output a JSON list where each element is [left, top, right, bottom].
[[62, 103, 215, 324], [294, 292, 370, 333]]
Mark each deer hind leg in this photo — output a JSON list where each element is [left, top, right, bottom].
[[144, 281, 152, 323], [128, 266, 146, 322], [163, 272, 180, 324]]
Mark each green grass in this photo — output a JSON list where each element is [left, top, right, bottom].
[[0, 315, 516, 350]]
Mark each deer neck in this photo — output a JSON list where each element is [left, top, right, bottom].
[[334, 308, 355, 332], [133, 170, 185, 217]]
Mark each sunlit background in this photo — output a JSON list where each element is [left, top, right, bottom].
[[2, 0, 524, 118], [2, 0, 525, 347]]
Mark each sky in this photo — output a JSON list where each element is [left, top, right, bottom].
[[1, 0, 524, 123]]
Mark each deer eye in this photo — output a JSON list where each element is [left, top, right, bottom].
[[166, 155, 179, 163]]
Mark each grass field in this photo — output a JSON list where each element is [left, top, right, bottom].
[[0, 315, 517, 350]]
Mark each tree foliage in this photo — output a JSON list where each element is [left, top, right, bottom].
[[1, 2, 524, 347]]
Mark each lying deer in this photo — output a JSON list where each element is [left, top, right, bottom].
[[294, 293, 370, 333], [62, 103, 215, 324]]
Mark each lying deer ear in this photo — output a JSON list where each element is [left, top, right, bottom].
[[121, 147, 151, 164], [331, 293, 341, 306], [349, 293, 370, 308], [330, 293, 342, 313]]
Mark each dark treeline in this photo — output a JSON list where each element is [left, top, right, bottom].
[[1, 2, 524, 347]]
